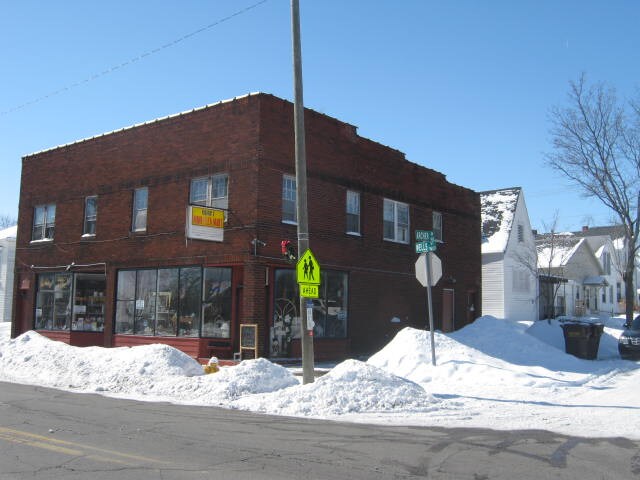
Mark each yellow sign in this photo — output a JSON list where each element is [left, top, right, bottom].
[[296, 249, 321, 285], [191, 206, 224, 228], [300, 284, 319, 298]]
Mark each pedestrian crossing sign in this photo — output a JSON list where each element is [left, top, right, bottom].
[[296, 249, 321, 285]]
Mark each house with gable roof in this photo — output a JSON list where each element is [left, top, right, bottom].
[[536, 232, 608, 318], [480, 187, 538, 321], [573, 225, 637, 314]]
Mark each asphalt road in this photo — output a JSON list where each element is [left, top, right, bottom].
[[0, 381, 638, 479]]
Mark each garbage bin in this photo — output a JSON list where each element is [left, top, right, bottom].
[[587, 323, 604, 359], [561, 321, 604, 360]]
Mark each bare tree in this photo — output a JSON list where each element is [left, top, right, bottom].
[[547, 74, 640, 323], [0, 214, 16, 229], [528, 212, 578, 318]]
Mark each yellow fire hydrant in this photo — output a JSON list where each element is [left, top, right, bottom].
[[203, 356, 220, 374]]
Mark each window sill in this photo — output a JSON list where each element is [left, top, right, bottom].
[[30, 238, 53, 244], [346, 231, 361, 237], [383, 238, 410, 245], [81, 233, 96, 239], [282, 220, 298, 226]]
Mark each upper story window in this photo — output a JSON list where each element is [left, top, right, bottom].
[[282, 175, 297, 224], [132, 187, 148, 232], [346, 190, 360, 235], [433, 211, 443, 242], [383, 198, 409, 244], [32, 204, 56, 241], [190, 174, 229, 213], [83, 196, 97, 235], [517, 224, 524, 243]]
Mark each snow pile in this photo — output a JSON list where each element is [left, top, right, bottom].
[[0, 327, 296, 403], [233, 359, 440, 417], [1, 317, 639, 439]]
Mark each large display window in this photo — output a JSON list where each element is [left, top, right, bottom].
[[115, 266, 230, 338], [271, 268, 348, 356], [202, 267, 232, 338], [35, 272, 105, 332]]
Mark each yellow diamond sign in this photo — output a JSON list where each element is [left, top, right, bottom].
[[296, 249, 321, 285]]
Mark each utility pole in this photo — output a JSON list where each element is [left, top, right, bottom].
[[291, 0, 315, 384]]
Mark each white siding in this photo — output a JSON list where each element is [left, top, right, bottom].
[[503, 194, 538, 321], [0, 238, 16, 322], [482, 255, 505, 318]]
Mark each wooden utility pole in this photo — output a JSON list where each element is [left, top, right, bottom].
[[291, 0, 315, 384]]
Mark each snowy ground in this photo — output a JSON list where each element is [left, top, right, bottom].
[[0, 316, 638, 439]]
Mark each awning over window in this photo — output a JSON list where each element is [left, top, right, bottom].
[[583, 276, 609, 287]]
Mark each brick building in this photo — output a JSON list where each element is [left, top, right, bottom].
[[11, 93, 481, 361]]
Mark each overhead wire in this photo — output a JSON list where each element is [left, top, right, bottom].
[[1, 0, 269, 116]]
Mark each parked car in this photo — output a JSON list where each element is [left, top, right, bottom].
[[618, 315, 640, 360]]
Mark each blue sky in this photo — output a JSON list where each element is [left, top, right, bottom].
[[2, 0, 639, 232]]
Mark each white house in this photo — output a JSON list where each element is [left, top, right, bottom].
[[480, 187, 538, 321], [574, 225, 639, 314], [0, 225, 17, 322], [536, 233, 608, 318]]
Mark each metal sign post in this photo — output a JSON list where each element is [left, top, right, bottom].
[[425, 253, 437, 366], [414, 230, 441, 367]]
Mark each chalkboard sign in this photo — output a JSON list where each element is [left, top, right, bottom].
[[240, 324, 258, 359]]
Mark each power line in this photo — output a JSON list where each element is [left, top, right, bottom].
[[1, 0, 269, 116]]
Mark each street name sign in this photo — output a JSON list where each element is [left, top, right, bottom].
[[415, 230, 436, 253]]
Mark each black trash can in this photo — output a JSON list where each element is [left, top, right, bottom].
[[561, 321, 603, 360], [587, 323, 604, 359]]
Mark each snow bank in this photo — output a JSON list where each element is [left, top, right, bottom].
[[1, 318, 639, 439], [232, 359, 441, 417]]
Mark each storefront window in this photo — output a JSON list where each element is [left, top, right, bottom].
[[202, 267, 232, 338], [272, 269, 348, 353], [115, 270, 136, 333], [135, 270, 157, 335], [156, 269, 179, 336], [179, 267, 201, 337], [312, 271, 348, 338], [34, 273, 72, 330], [115, 267, 203, 337], [72, 274, 106, 332]]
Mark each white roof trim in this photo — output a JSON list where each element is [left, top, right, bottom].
[[25, 92, 262, 158]]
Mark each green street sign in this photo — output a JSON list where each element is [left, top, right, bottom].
[[415, 230, 436, 252], [416, 241, 436, 253], [415, 230, 434, 242]]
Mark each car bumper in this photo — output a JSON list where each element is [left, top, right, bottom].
[[618, 343, 640, 360]]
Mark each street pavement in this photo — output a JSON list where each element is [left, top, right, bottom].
[[0, 381, 638, 479]]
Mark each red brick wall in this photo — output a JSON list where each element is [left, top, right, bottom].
[[13, 93, 481, 360]]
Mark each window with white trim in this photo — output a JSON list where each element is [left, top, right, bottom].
[[132, 187, 148, 232], [189, 174, 229, 214], [433, 211, 443, 242], [32, 204, 56, 241], [346, 190, 360, 235], [83, 196, 97, 235], [383, 198, 409, 243], [282, 175, 297, 224]]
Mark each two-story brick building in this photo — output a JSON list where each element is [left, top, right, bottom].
[[11, 93, 481, 361]]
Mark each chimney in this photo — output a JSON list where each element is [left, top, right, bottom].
[[582, 226, 589, 232]]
